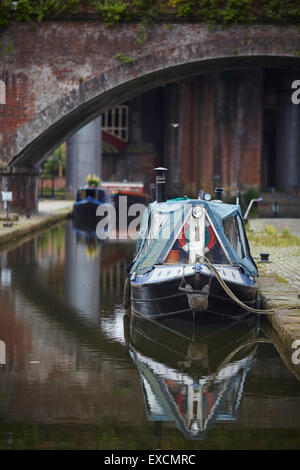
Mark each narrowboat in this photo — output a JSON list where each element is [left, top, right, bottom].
[[73, 182, 148, 232], [73, 186, 113, 224], [100, 181, 148, 225], [125, 168, 259, 319]]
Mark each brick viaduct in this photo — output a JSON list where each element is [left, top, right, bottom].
[[0, 21, 300, 211]]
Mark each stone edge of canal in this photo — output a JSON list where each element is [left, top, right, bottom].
[[259, 274, 300, 381], [0, 209, 72, 253]]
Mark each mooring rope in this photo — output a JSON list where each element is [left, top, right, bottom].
[[201, 256, 300, 315]]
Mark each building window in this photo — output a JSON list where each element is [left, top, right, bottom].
[[102, 105, 129, 143]]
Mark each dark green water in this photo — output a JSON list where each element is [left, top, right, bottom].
[[0, 220, 300, 450]]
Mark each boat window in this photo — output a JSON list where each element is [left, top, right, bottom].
[[204, 218, 228, 265], [86, 188, 96, 198], [138, 211, 168, 259], [236, 215, 251, 258], [164, 224, 190, 264], [223, 216, 248, 259], [76, 189, 86, 201], [97, 190, 106, 203], [165, 213, 228, 265]]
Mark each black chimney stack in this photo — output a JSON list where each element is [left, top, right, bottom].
[[154, 167, 168, 203], [215, 187, 223, 202]]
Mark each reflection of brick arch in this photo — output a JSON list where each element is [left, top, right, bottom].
[[0, 340, 5, 365]]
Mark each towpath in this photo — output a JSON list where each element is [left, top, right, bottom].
[[248, 218, 300, 380]]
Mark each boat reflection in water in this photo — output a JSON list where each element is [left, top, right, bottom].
[[124, 312, 259, 440]]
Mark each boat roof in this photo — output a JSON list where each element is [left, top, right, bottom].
[[129, 197, 257, 277]]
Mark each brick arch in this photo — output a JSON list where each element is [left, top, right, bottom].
[[1, 22, 300, 168]]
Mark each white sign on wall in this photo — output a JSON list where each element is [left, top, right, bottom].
[[1, 191, 13, 202]]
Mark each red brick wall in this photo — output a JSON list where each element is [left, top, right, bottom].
[[179, 71, 263, 197]]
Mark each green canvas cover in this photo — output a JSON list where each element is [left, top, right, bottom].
[[129, 198, 257, 277]]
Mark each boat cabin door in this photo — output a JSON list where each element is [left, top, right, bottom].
[[188, 206, 206, 263]]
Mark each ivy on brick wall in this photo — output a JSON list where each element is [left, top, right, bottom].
[[0, 0, 80, 28], [92, 0, 300, 26], [1, 0, 300, 29]]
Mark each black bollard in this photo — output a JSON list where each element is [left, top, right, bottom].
[[154, 167, 168, 203], [259, 253, 270, 263]]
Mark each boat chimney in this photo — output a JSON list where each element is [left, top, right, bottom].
[[214, 187, 223, 202], [154, 167, 168, 203]]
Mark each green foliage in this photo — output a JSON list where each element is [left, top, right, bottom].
[[263, 0, 300, 23], [4, 40, 12, 55], [168, 0, 197, 17], [199, 0, 255, 25], [1, 0, 300, 30], [0, 1, 12, 28], [0, 0, 80, 28], [136, 22, 148, 44], [133, 0, 158, 24], [42, 145, 66, 178], [242, 187, 259, 206], [241, 187, 259, 217], [92, 0, 158, 26], [43, 157, 59, 178], [247, 224, 300, 247], [92, 1, 131, 26], [90, 0, 300, 27], [114, 52, 135, 63]]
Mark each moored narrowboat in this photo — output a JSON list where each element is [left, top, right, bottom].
[[125, 168, 259, 320], [73, 180, 148, 232], [73, 186, 113, 225]]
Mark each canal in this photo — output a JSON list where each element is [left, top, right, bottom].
[[0, 220, 300, 450]]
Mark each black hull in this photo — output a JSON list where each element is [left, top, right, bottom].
[[131, 272, 257, 320], [73, 201, 101, 220], [73, 196, 146, 229], [72, 216, 99, 233]]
